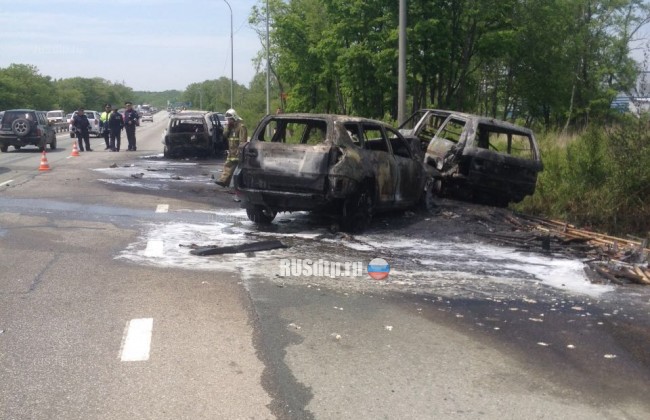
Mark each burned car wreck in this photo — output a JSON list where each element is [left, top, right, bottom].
[[162, 111, 225, 158], [233, 113, 428, 231], [408, 111, 543, 207]]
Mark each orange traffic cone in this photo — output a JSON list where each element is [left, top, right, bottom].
[[70, 140, 80, 157], [38, 150, 51, 171]]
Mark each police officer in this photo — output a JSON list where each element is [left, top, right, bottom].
[[99, 104, 112, 150], [108, 108, 124, 151], [71, 108, 92, 151], [216, 108, 248, 187], [124, 101, 139, 151]]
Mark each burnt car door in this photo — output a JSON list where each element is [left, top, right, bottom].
[[358, 122, 398, 206], [464, 121, 543, 203], [399, 109, 451, 154], [207, 112, 225, 153], [424, 115, 469, 173], [384, 126, 425, 205]]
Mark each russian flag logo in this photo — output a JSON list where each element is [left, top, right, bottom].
[[367, 258, 390, 280]]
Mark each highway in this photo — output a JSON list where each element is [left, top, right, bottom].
[[1, 112, 649, 419]]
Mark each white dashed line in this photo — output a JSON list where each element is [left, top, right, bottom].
[[155, 204, 169, 213], [120, 318, 154, 362], [144, 240, 164, 257]]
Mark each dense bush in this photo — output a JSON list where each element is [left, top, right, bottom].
[[515, 115, 650, 237]]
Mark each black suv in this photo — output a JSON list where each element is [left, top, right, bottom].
[[0, 109, 57, 152]]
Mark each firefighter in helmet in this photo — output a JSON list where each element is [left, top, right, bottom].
[[216, 108, 248, 187]]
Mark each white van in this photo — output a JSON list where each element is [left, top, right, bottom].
[[46, 110, 65, 123]]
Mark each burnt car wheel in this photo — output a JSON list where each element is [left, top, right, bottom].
[[422, 179, 442, 214], [341, 186, 373, 233], [163, 146, 170, 158], [246, 206, 277, 224], [12, 119, 31, 137], [0, 145, 8, 153]]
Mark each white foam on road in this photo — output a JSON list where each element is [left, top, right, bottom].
[[116, 216, 614, 298]]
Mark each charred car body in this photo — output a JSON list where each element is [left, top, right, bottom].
[[233, 113, 428, 231], [162, 111, 225, 158], [407, 111, 543, 207]]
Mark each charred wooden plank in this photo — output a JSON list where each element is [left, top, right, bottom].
[[190, 240, 288, 256]]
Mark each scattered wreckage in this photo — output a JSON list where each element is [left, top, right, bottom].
[[233, 113, 428, 231], [475, 211, 650, 285], [401, 110, 543, 207]]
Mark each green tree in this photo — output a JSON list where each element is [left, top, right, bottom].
[[0, 64, 55, 110]]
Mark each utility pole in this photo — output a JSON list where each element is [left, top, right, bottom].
[[266, 0, 270, 116], [223, 0, 234, 108], [397, 0, 407, 125]]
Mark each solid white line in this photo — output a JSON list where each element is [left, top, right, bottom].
[[120, 318, 154, 362], [0, 180, 13, 187], [155, 204, 169, 213], [144, 240, 164, 257]]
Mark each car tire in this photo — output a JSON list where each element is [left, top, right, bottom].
[[12, 119, 31, 137], [421, 178, 442, 214], [0, 145, 8, 153], [14, 145, 21, 151], [341, 184, 373, 233], [50, 137, 57, 150], [163, 146, 171, 158], [246, 206, 277, 224]]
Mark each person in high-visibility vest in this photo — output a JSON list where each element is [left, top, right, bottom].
[[99, 104, 112, 150], [215, 108, 248, 187]]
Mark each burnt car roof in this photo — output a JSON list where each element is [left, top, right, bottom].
[[261, 113, 386, 123], [444, 112, 534, 135]]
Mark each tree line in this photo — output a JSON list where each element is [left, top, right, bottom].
[[250, 0, 650, 131]]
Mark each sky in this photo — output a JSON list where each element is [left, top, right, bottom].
[[0, 0, 264, 92]]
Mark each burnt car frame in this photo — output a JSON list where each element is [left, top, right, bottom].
[[233, 113, 428, 231], [162, 110, 225, 157], [414, 111, 543, 207]]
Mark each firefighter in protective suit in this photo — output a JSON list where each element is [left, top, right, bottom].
[[216, 109, 248, 187]]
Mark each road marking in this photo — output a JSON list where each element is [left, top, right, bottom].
[[155, 204, 169, 213], [0, 180, 13, 187], [144, 240, 164, 257], [120, 318, 154, 362]]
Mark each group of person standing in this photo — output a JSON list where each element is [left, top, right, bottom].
[[70, 102, 139, 152]]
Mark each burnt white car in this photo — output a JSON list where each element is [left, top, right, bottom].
[[408, 110, 543, 207], [233, 113, 428, 231]]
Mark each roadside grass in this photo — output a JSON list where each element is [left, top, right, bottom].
[[513, 115, 650, 238]]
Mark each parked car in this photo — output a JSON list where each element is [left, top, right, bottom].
[[0, 109, 57, 152], [141, 112, 153, 122], [233, 113, 428, 231], [46, 109, 68, 133], [414, 111, 543, 207], [68, 110, 101, 138], [161, 110, 225, 157], [46, 109, 65, 123]]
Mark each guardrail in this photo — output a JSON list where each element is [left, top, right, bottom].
[[51, 122, 69, 133]]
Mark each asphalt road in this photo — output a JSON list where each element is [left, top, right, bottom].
[[1, 113, 649, 419]]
